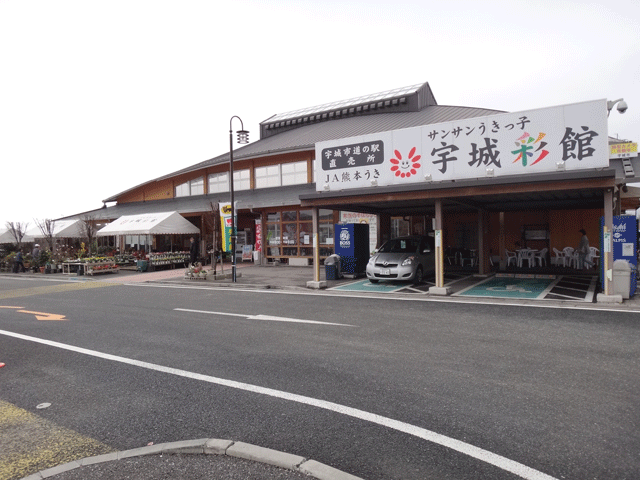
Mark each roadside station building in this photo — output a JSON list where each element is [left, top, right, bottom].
[[67, 81, 639, 296]]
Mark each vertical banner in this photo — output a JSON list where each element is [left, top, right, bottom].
[[219, 202, 236, 253], [255, 219, 262, 252]]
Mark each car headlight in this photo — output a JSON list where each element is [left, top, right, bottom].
[[368, 255, 377, 265], [402, 256, 416, 266]]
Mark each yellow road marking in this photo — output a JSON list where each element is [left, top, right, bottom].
[[0, 400, 113, 480], [17, 310, 66, 321], [0, 281, 118, 301]]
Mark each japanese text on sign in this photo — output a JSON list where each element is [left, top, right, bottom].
[[321, 141, 384, 170]]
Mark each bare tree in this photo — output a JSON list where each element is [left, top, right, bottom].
[[80, 215, 98, 255], [5, 221, 29, 249], [34, 218, 56, 252]]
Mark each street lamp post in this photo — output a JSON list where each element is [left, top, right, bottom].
[[229, 116, 249, 282]]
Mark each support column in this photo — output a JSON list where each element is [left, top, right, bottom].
[[307, 206, 326, 289], [378, 213, 391, 246], [477, 209, 485, 276], [597, 188, 617, 301], [499, 212, 506, 270], [429, 199, 450, 295]]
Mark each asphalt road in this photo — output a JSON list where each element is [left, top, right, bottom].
[[1, 276, 639, 479]]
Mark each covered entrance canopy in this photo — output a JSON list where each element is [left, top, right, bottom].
[[300, 169, 616, 217], [303, 99, 640, 297], [96, 211, 200, 236]]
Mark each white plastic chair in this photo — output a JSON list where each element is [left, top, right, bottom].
[[518, 249, 535, 268], [586, 246, 600, 268], [505, 250, 518, 267], [534, 247, 548, 267], [563, 247, 576, 268], [551, 248, 565, 266]]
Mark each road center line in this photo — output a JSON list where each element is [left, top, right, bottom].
[[174, 308, 356, 327], [0, 328, 556, 480]]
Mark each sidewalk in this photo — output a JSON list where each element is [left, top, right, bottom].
[[22, 438, 362, 480], [7, 262, 640, 309], [123, 262, 640, 310]]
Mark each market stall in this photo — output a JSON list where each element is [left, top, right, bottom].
[[62, 256, 120, 276], [96, 211, 200, 271]]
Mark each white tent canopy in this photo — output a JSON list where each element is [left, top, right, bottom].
[[97, 211, 200, 236], [24, 219, 85, 240], [0, 227, 12, 244]]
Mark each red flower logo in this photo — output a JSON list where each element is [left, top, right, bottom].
[[390, 147, 421, 178]]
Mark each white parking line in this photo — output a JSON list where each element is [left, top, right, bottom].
[[0, 329, 557, 480]]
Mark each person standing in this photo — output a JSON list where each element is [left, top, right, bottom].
[[14, 250, 25, 273], [577, 229, 590, 270], [189, 237, 198, 266]]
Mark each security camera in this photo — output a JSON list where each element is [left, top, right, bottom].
[[617, 100, 628, 114]]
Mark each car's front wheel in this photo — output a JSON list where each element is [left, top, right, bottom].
[[413, 266, 424, 285]]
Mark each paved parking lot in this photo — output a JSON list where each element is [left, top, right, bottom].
[[330, 273, 598, 302]]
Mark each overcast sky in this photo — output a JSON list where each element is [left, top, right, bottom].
[[1, 0, 638, 229]]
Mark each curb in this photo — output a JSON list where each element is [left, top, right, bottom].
[[20, 438, 364, 480]]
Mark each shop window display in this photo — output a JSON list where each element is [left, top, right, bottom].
[[265, 208, 335, 260]]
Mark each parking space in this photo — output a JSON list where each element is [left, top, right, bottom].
[[329, 272, 475, 295], [329, 272, 598, 302]]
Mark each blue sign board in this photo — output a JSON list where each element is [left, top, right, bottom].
[[602, 215, 638, 296], [334, 223, 370, 276], [335, 224, 355, 257]]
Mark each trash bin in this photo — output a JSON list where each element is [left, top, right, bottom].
[[324, 254, 341, 280], [612, 259, 631, 299]]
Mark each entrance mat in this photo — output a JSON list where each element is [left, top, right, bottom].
[[330, 279, 409, 293], [454, 276, 557, 299]]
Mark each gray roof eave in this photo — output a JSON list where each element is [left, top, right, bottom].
[[300, 168, 618, 202]]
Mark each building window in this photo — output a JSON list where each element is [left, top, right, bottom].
[[233, 169, 250, 191], [265, 208, 334, 259], [391, 217, 410, 238], [281, 161, 307, 186], [208, 172, 229, 193], [190, 177, 204, 195], [175, 182, 189, 197], [255, 165, 281, 189], [175, 176, 204, 197]]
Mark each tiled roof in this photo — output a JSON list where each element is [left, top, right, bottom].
[[103, 80, 503, 202], [104, 104, 502, 202]]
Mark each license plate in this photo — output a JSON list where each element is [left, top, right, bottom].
[[381, 268, 390, 275]]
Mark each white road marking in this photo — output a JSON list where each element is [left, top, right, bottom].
[[174, 308, 356, 327], [0, 328, 557, 480]]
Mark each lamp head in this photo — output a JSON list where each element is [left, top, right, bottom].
[[237, 129, 250, 144]]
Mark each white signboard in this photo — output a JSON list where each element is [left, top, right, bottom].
[[316, 99, 608, 192]]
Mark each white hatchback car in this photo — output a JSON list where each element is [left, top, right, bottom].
[[366, 235, 435, 284]]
